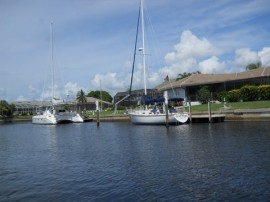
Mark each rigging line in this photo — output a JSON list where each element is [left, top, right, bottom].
[[143, 2, 165, 84], [129, 2, 141, 104]]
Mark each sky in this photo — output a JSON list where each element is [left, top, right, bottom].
[[0, 0, 270, 102]]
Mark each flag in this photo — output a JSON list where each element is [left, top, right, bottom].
[[164, 75, 169, 81]]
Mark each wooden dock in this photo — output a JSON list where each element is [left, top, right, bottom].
[[85, 113, 226, 123], [189, 114, 226, 123]]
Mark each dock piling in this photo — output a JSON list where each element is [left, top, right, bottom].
[[208, 101, 212, 123]]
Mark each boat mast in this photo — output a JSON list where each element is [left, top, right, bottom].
[[141, 0, 147, 96], [50, 22, 55, 103]]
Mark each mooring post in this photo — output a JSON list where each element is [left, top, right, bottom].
[[96, 100, 100, 127], [165, 104, 169, 127], [208, 101, 212, 123], [164, 91, 169, 128], [189, 101, 192, 123]]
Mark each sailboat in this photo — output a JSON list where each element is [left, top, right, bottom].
[[128, 0, 189, 125], [32, 22, 83, 124]]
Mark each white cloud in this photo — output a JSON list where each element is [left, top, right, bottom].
[[165, 30, 220, 63], [161, 30, 270, 77], [198, 56, 226, 73], [38, 82, 83, 101], [162, 30, 223, 76], [64, 82, 84, 98], [232, 48, 260, 71], [91, 72, 127, 95], [160, 58, 197, 78], [258, 47, 270, 66]]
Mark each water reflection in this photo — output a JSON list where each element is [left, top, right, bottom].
[[0, 122, 269, 201]]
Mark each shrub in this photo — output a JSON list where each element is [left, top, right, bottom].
[[240, 85, 259, 101], [105, 107, 113, 111], [227, 89, 241, 102], [216, 91, 228, 102], [258, 85, 270, 100]]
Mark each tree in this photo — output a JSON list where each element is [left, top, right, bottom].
[[246, 62, 262, 71], [176, 71, 201, 80], [0, 100, 15, 117], [76, 89, 87, 104], [197, 86, 210, 104], [87, 90, 113, 103]]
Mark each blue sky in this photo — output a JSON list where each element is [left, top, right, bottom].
[[0, 0, 269, 101]]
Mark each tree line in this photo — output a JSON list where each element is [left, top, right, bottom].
[[76, 90, 113, 104]]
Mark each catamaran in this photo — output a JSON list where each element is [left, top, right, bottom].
[[32, 23, 83, 124]]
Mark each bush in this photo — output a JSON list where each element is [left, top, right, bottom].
[[105, 107, 113, 111], [227, 89, 241, 102], [215, 84, 270, 103], [240, 85, 259, 101], [258, 85, 270, 100], [216, 91, 228, 102]]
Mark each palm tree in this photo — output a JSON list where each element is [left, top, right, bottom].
[[76, 89, 87, 113], [77, 89, 87, 103], [176, 71, 201, 80]]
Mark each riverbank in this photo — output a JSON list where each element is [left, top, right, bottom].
[[2, 108, 270, 123]]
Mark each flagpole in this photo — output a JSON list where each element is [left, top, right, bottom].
[[169, 80, 177, 97]]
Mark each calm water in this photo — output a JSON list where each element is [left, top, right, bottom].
[[0, 121, 270, 201]]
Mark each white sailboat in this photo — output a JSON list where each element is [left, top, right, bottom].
[[32, 22, 83, 124], [32, 23, 57, 125], [128, 0, 189, 125]]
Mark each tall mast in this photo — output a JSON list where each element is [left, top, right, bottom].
[[141, 0, 147, 95], [50, 22, 55, 101]]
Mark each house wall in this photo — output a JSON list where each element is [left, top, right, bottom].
[[167, 88, 186, 99]]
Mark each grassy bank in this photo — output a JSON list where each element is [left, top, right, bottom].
[[190, 100, 270, 112]]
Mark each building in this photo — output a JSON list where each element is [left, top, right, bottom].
[[13, 97, 113, 115], [114, 67, 270, 107], [158, 67, 270, 102], [12, 100, 51, 115]]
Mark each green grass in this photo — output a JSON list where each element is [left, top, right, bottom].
[[84, 110, 126, 117], [190, 100, 270, 112]]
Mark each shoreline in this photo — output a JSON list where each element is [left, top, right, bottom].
[[1, 108, 270, 123]]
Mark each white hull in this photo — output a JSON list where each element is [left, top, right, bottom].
[[174, 113, 189, 123], [129, 110, 188, 125], [32, 110, 57, 125], [55, 111, 84, 123]]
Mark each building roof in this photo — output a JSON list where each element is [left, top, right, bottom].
[[86, 97, 112, 105], [158, 67, 270, 91], [12, 100, 52, 108]]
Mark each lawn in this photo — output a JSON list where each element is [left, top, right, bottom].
[[190, 100, 270, 112]]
